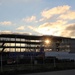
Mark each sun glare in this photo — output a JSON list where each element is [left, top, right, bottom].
[[45, 39, 50, 44]]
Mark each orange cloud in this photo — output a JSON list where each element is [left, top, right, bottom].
[[16, 26, 25, 30], [41, 5, 70, 19], [33, 5, 75, 38], [0, 31, 12, 34], [28, 19, 75, 38], [28, 20, 67, 36], [58, 11, 75, 20]]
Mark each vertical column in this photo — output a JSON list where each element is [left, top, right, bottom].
[[15, 37, 16, 52], [20, 38, 21, 52], [9, 38, 11, 52], [69, 39, 71, 52], [24, 39, 26, 52], [61, 39, 65, 51]]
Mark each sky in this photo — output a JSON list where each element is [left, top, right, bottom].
[[0, 0, 75, 38]]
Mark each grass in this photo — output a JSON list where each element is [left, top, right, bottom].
[[0, 62, 75, 75]]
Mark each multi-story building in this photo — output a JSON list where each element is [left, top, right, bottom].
[[0, 33, 75, 60]]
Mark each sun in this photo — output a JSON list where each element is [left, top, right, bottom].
[[45, 39, 50, 45]]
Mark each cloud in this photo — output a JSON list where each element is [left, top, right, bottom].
[[60, 23, 75, 37], [0, 21, 12, 25], [40, 5, 75, 22], [28, 19, 75, 38], [58, 11, 75, 20], [65, 23, 75, 30], [0, 31, 12, 34], [41, 5, 70, 19], [22, 16, 36, 22], [16, 26, 25, 30], [30, 5, 75, 38], [0, 30, 32, 35], [39, 18, 45, 22], [28, 20, 67, 36], [13, 32, 32, 35]]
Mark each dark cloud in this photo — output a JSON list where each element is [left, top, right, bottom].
[[65, 24, 75, 30]]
